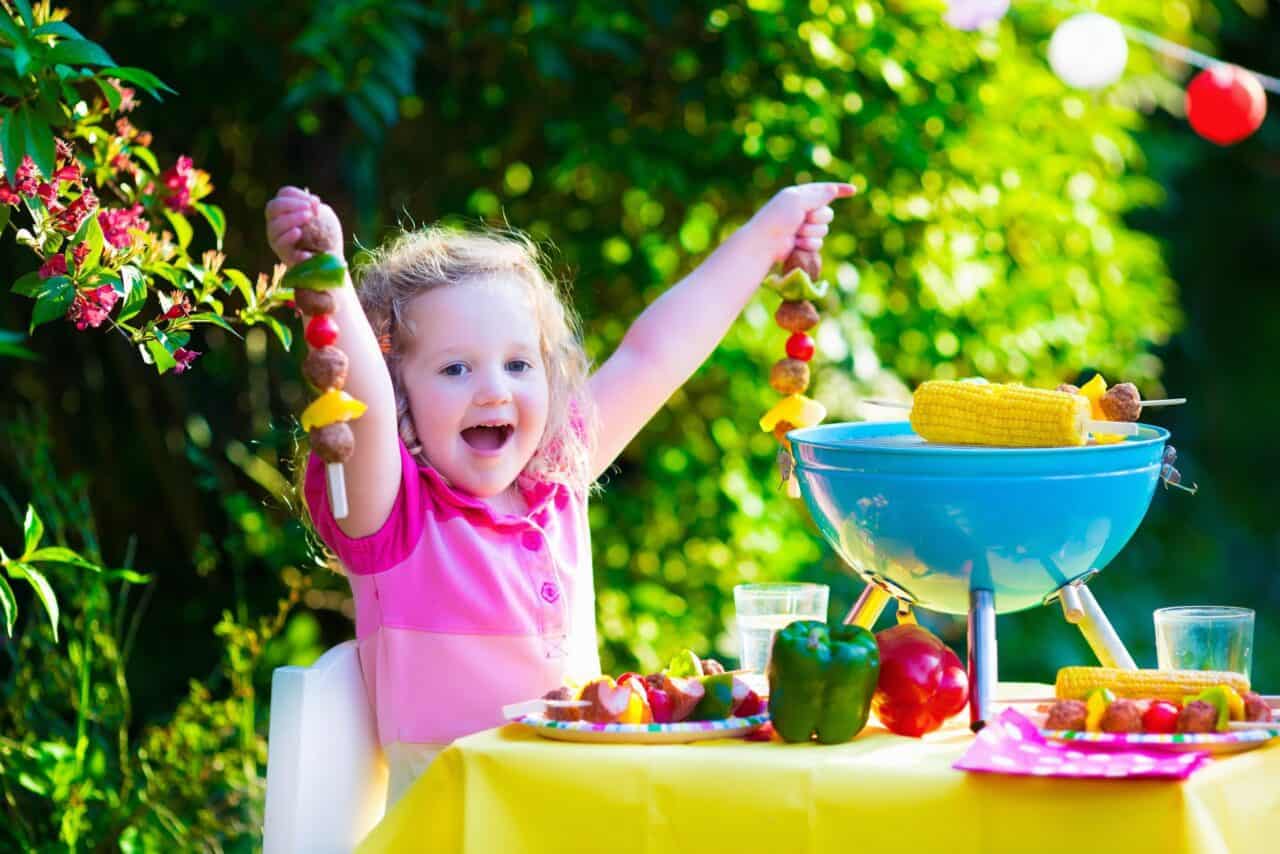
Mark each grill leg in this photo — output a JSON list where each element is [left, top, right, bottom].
[[968, 588, 997, 732], [1069, 584, 1137, 669], [842, 583, 892, 629]]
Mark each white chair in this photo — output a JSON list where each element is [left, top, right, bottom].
[[263, 640, 388, 853]]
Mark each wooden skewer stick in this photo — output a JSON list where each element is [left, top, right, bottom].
[[1139, 398, 1188, 408]]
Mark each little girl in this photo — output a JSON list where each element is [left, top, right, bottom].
[[265, 181, 852, 806]]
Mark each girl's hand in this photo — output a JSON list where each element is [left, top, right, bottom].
[[744, 182, 856, 266], [265, 186, 345, 266]]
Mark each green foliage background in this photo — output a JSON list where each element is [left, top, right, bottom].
[[1, 0, 1278, 849]]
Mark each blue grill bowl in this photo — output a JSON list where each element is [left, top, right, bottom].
[[787, 421, 1169, 615]]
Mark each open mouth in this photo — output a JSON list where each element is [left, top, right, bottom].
[[461, 424, 514, 451]]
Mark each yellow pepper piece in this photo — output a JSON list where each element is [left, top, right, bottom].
[[1084, 687, 1115, 732], [617, 682, 652, 724], [301, 389, 368, 431], [1076, 374, 1125, 444], [760, 394, 827, 433]]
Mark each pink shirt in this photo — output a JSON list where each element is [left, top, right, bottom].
[[304, 439, 600, 745]]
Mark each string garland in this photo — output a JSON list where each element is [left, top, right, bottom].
[[944, 0, 1276, 144]]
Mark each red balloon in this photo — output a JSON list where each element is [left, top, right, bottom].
[[1186, 64, 1267, 145]]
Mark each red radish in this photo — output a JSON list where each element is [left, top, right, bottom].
[[785, 332, 815, 361], [646, 687, 675, 723], [306, 314, 340, 348], [1142, 700, 1180, 734], [734, 690, 765, 717]]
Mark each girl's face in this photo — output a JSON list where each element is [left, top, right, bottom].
[[401, 277, 549, 499]]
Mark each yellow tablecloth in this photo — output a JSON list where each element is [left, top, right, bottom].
[[358, 683, 1280, 854]]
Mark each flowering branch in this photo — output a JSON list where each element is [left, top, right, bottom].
[[0, 2, 295, 374]]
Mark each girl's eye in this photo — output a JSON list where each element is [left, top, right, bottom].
[[506, 359, 533, 374], [441, 363, 468, 377]]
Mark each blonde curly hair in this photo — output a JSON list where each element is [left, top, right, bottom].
[[354, 225, 595, 493]]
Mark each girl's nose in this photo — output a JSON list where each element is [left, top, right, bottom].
[[473, 368, 512, 406]]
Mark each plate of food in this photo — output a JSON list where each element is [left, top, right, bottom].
[[503, 649, 770, 744], [1029, 667, 1279, 755]]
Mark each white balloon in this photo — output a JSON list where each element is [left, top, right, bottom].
[[1048, 13, 1129, 90]]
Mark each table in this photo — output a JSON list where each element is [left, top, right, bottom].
[[357, 683, 1280, 854]]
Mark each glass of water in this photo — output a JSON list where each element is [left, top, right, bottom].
[[734, 583, 829, 674], [1154, 606, 1255, 679]]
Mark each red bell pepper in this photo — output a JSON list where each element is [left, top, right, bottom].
[[872, 624, 969, 737]]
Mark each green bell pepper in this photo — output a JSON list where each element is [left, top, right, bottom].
[[767, 620, 880, 744], [690, 672, 748, 721]]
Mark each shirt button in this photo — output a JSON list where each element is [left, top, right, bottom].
[[521, 530, 542, 551]]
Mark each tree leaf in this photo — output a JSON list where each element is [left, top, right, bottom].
[[0, 328, 36, 360], [117, 265, 146, 322], [1, 107, 26, 178], [7, 562, 58, 641], [21, 107, 55, 178], [0, 572, 15, 636], [264, 316, 293, 351], [44, 39, 115, 68], [163, 209, 193, 252], [29, 276, 74, 332], [195, 202, 225, 250], [26, 546, 98, 570], [12, 269, 43, 297], [92, 76, 122, 111], [33, 22, 86, 41], [186, 311, 240, 337], [223, 268, 254, 304], [81, 211, 105, 271], [105, 66, 175, 99], [22, 504, 43, 557], [281, 252, 347, 290], [145, 338, 176, 373], [131, 144, 159, 174], [13, 0, 34, 29]]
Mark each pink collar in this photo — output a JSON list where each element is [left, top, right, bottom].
[[417, 463, 567, 530]]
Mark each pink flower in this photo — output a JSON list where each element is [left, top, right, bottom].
[[55, 188, 97, 234], [161, 156, 197, 212], [14, 156, 39, 196], [92, 284, 119, 312], [161, 292, 192, 319], [172, 347, 201, 373], [65, 285, 118, 330], [109, 80, 137, 113], [55, 139, 73, 166], [54, 162, 82, 184], [72, 242, 91, 268], [0, 178, 20, 206], [39, 254, 68, 279], [35, 182, 57, 206], [98, 204, 147, 249], [110, 154, 136, 177]]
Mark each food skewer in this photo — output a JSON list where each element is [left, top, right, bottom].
[[285, 252, 365, 520], [863, 391, 1142, 441], [760, 249, 830, 497]]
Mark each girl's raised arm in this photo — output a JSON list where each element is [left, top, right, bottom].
[[586, 183, 853, 481], [267, 187, 402, 537]]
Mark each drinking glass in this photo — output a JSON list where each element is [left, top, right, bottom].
[[1153, 606, 1254, 679], [734, 583, 829, 674]]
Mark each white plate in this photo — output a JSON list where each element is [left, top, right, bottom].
[[1039, 726, 1280, 755], [508, 712, 770, 744]]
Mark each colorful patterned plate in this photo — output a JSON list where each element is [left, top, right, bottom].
[[509, 712, 770, 744], [1040, 726, 1280, 755]]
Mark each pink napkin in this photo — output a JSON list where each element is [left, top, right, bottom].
[[954, 709, 1210, 780]]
